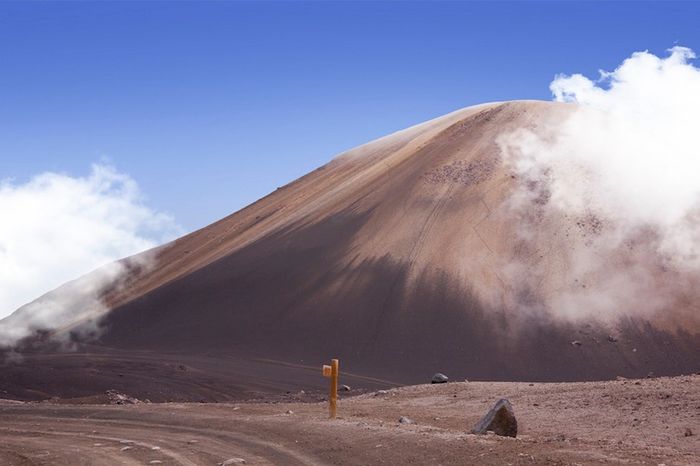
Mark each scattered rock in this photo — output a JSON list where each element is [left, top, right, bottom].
[[684, 427, 693, 437], [339, 384, 351, 392], [105, 390, 141, 405], [616, 376, 627, 381], [285, 410, 294, 415], [375, 390, 389, 396], [571, 340, 582, 347], [431, 373, 449, 384], [120, 446, 132, 451], [398, 416, 414, 424], [471, 398, 518, 438], [607, 335, 618, 343], [221, 458, 247, 465]]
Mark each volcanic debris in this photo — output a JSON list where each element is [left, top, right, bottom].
[[105, 390, 142, 405]]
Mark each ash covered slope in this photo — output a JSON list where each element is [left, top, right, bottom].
[[99, 101, 698, 380], [4, 101, 698, 401]]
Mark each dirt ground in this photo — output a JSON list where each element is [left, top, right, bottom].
[[0, 375, 697, 465]]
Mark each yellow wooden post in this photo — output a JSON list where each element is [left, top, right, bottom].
[[322, 358, 339, 419]]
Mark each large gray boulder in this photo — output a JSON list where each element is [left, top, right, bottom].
[[471, 398, 518, 437], [431, 373, 449, 384]]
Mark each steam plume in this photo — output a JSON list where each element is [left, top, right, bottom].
[[0, 164, 180, 347], [499, 47, 700, 328]]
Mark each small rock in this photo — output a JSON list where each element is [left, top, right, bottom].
[[684, 427, 693, 437], [607, 335, 618, 343], [221, 458, 247, 465], [375, 390, 389, 396], [285, 410, 294, 415], [571, 340, 582, 347], [471, 398, 518, 438], [120, 446, 132, 451], [151, 446, 161, 451], [105, 389, 141, 405], [149, 462, 163, 465], [398, 416, 414, 424], [339, 384, 351, 392], [431, 373, 449, 384]]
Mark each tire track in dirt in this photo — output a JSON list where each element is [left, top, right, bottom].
[[0, 411, 324, 466]]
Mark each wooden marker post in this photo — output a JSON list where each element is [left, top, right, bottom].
[[322, 358, 339, 418]]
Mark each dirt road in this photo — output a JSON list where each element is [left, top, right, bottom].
[[0, 375, 697, 465]]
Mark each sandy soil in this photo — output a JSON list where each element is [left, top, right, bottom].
[[0, 375, 697, 465]]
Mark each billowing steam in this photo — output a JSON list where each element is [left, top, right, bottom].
[[499, 47, 700, 328], [0, 164, 180, 347]]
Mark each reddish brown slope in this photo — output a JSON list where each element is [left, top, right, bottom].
[[2, 101, 698, 401]]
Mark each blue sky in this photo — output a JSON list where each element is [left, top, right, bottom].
[[2, 1, 700, 231]]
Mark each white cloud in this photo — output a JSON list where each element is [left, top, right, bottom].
[[0, 164, 181, 346], [499, 47, 700, 326]]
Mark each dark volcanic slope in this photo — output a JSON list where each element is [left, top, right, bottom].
[[2, 101, 698, 401]]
